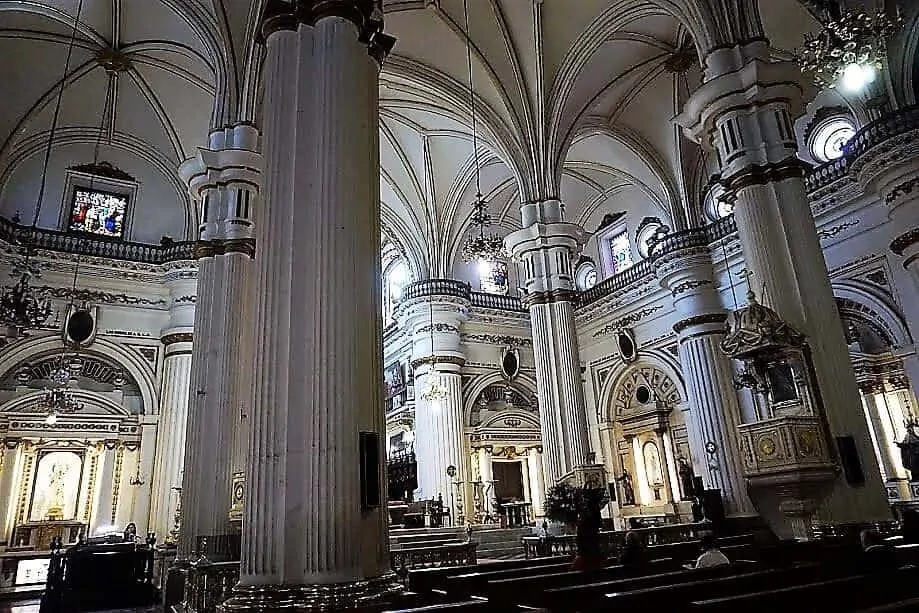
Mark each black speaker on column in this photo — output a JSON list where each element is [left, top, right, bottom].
[[700, 489, 725, 530], [360, 432, 381, 510]]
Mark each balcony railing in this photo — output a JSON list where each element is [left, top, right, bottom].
[[400, 279, 526, 312], [845, 103, 919, 161], [0, 216, 196, 264]]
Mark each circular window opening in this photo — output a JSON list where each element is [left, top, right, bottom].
[[636, 385, 652, 404], [809, 117, 856, 164], [575, 261, 598, 291]]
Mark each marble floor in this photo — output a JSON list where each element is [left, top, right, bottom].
[[0, 602, 157, 613]]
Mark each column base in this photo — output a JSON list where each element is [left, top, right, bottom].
[[219, 574, 403, 612]]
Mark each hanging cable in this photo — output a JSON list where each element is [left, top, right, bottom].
[[462, 0, 482, 199]]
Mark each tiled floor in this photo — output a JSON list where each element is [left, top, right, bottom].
[[0, 602, 157, 613]]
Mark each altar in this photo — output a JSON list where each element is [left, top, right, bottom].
[[12, 521, 86, 550]]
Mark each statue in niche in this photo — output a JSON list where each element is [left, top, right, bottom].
[[46, 463, 68, 520], [643, 442, 664, 487], [677, 457, 695, 500], [617, 469, 635, 506]]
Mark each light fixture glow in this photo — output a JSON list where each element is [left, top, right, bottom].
[[45, 412, 58, 426], [477, 259, 492, 275], [841, 62, 876, 93]]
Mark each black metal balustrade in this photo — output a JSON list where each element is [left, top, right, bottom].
[[845, 103, 919, 161], [0, 216, 195, 264], [400, 278, 527, 312]]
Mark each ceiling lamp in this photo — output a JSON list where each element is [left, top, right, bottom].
[[41, 385, 84, 426], [458, 0, 505, 267], [798, 7, 903, 92]]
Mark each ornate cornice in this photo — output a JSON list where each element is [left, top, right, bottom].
[[195, 239, 256, 260], [409, 355, 465, 369], [261, 0, 395, 63], [673, 313, 727, 335], [886, 178, 919, 206], [162, 332, 194, 346], [721, 158, 808, 197], [891, 228, 919, 260], [521, 288, 579, 308]]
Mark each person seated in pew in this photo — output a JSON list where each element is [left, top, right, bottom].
[[860, 528, 899, 570], [619, 531, 647, 568], [685, 532, 730, 569]]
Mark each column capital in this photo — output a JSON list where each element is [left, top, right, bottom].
[[162, 332, 194, 346], [262, 0, 395, 64], [505, 220, 585, 296]]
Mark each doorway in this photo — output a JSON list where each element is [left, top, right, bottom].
[[493, 461, 525, 503]]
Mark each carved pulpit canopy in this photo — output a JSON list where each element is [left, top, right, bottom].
[[721, 290, 805, 360]]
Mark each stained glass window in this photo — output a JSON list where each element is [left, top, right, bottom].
[[608, 232, 633, 274], [478, 260, 509, 295], [69, 188, 127, 238]]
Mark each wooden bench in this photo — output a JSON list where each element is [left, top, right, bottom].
[[855, 596, 919, 612], [601, 563, 831, 610], [690, 566, 919, 613], [443, 561, 579, 597], [534, 561, 757, 610], [483, 557, 681, 605], [383, 597, 491, 613], [408, 556, 562, 593]]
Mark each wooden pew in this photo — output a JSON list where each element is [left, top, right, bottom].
[[533, 561, 758, 610], [601, 563, 832, 611], [384, 598, 492, 613], [408, 556, 563, 593], [444, 561, 579, 597], [483, 558, 681, 605], [691, 566, 919, 613]]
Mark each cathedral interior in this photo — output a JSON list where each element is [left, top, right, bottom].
[[1, 0, 919, 611]]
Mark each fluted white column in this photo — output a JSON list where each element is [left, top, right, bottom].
[[225, 8, 396, 608], [506, 203, 591, 486], [678, 40, 889, 523], [414, 372, 465, 513], [529, 301, 590, 484], [526, 448, 545, 517], [0, 442, 22, 545], [860, 385, 899, 482], [479, 447, 495, 516], [150, 336, 192, 539], [654, 240, 752, 515]]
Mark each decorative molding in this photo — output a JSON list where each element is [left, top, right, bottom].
[[592, 305, 663, 337], [461, 334, 532, 347], [35, 286, 166, 307], [817, 219, 860, 241], [410, 355, 465, 369], [68, 161, 135, 182], [162, 333, 194, 346], [672, 312, 728, 335], [521, 288, 579, 307], [885, 178, 919, 206], [173, 295, 196, 304], [891, 228, 919, 256], [417, 323, 459, 334], [721, 159, 808, 196], [671, 279, 712, 296], [863, 268, 889, 287]]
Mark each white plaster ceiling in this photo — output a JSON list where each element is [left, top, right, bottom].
[[0, 0, 821, 259]]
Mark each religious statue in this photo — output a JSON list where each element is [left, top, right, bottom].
[[678, 457, 695, 500], [617, 469, 635, 506], [46, 462, 69, 520], [898, 422, 919, 482]]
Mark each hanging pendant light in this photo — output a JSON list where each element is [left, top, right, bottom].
[[459, 0, 505, 267], [0, 1, 88, 337]]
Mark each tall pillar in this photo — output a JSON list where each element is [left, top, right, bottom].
[[478, 447, 494, 518], [400, 294, 468, 509], [677, 40, 890, 523], [177, 123, 261, 560], [150, 333, 193, 539], [505, 205, 590, 485], [526, 447, 545, 517], [0, 441, 22, 545], [134, 418, 157, 534], [222, 4, 396, 609], [654, 237, 753, 515], [860, 383, 900, 483]]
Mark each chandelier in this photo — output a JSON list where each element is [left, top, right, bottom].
[[40, 387, 84, 425], [0, 269, 52, 332], [459, 0, 505, 266], [461, 195, 505, 264], [798, 7, 903, 91]]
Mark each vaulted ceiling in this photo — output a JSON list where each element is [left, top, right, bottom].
[[0, 0, 821, 273]]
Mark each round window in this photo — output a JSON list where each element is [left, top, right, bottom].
[[575, 260, 598, 291], [809, 117, 856, 163], [635, 385, 652, 404]]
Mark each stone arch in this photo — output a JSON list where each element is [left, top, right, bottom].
[[463, 370, 538, 428], [833, 281, 913, 350], [0, 388, 131, 418], [0, 335, 158, 416], [597, 351, 686, 424]]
